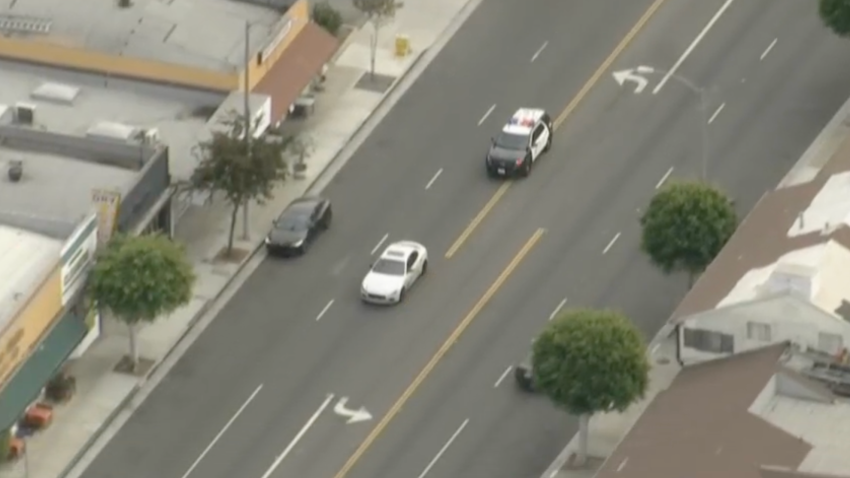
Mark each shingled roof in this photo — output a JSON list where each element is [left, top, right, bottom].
[[671, 135, 850, 321], [595, 344, 811, 478]]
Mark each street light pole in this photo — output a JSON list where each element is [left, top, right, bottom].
[[242, 20, 251, 240]]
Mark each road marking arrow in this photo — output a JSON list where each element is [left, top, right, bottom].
[[334, 397, 372, 424], [612, 66, 655, 94]]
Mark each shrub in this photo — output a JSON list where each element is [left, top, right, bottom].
[[313, 2, 343, 36]]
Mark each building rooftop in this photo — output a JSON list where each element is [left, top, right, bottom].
[[595, 343, 850, 478], [0, 225, 61, 336], [0, 59, 231, 182], [672, 134, 850, 321], [0, 0, 280, 73], [716, 240, 850, 316]]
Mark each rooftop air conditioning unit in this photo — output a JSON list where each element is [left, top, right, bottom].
[[143, 128, 160, 144], [14, 102, 35, 125]]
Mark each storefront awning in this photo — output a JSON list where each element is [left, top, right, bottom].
[[0, 312, 87, 430], [253, 23, 339, 122]]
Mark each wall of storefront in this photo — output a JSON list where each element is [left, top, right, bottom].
[[242, 0, 309, 91], [60, 214, 101, 358], [0, 267, 62, 390]]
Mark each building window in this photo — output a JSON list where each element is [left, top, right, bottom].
[[746, 322, 772, 342], [683, 327, 734, 353], [818, 333, 843, 354]]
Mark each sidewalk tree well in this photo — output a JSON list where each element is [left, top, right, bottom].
[[89, 233, 195, 371], [819, 0, 850, 37], [532, 308, 649, 467], [640, 180, 737, 287], [352, 0, 404, 79], [191, 111, 291, 255]]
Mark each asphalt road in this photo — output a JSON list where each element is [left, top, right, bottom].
[[77, 1, 654, 478], [315, 0, 850, 477], [78, 0, 850, 477]]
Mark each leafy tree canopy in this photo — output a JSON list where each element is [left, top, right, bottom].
[[352, 0, 403, 22], [820, 0, 850, 37], [640, 180, 737, 278], [89, 233, 195, 324], [532, 308, 649, 416], [192, 111, 290, 209]]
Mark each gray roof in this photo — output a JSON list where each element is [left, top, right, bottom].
[[0, 0, 281, 72], [595, 344, 812, 478], [0, 59, 229, 183]]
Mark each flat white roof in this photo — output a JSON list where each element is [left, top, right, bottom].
[[0, 225, 61, 333]]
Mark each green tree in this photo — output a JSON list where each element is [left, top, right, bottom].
[[192, 111, 291, 254], [89, 234, 195, 371], [352, 0, 404, 79], [313, 1, 343, 36], [533, 309, 649, 466], [820, 0, 850, 37], [640, 180, 737, 287]]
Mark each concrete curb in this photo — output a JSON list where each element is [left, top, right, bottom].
[[54, 35, 433, 478], [777, 94, 850, 189], [56, 384, 140, 478]]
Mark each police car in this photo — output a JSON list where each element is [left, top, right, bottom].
[[486, 108, 553, 177]]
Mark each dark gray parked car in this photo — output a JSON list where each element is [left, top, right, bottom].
[[514, 351, 535, 392]]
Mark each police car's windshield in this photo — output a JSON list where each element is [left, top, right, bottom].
[[494, 132, 528, 151]]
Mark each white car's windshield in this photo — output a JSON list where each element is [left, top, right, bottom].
[[371, 258, 406, 276]]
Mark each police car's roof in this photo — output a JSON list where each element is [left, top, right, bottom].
[[502, 108, 545, 135]]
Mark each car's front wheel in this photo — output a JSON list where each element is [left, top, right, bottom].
[[421, 260, 428, 275], [519, 158, 532, 177]]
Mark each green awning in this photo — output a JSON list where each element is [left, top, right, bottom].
[[0, 312, 87, 431]]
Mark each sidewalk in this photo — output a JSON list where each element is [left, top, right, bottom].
[[540, 92, 850, 478], [0, 1, 480, 478]]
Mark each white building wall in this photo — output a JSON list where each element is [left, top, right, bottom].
[[679, 295, 850, 364]]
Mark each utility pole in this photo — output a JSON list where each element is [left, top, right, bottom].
[[242, 20, 251, 240]]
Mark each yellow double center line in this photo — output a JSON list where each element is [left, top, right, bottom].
[[332, 228, 545, 478], [332, 0, 669, 476], [444, 0, 669, 260]]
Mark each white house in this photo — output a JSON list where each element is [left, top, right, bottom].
[[678, 240, 850, 364]]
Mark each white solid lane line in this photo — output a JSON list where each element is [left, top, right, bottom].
[[181, 384, 264, 478], [708, 103, 725, 124], [417, 419, 470, 478], [760, 38, 777, 60], [259, 394, 335, 478], [603, 232, 621, 255], [478, 104, 496, 126], [655, 167, 674, 189], [530, 41, 548, 62], [371, 233, 389, 255], [653, 0, 737, 94], [425, 168, 443, 190], [494, 366, 512, 388], [549, 298, 567, 321], [315, 299, 335, 321]]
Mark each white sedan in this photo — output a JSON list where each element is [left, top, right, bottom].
[[361, 241, 428, 304]]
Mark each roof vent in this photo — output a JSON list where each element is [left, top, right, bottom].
[[14, 102, 35, 125], [31, 82, 80, 105], [766, 262, 818, 299], [86, 121, 138, 141]]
